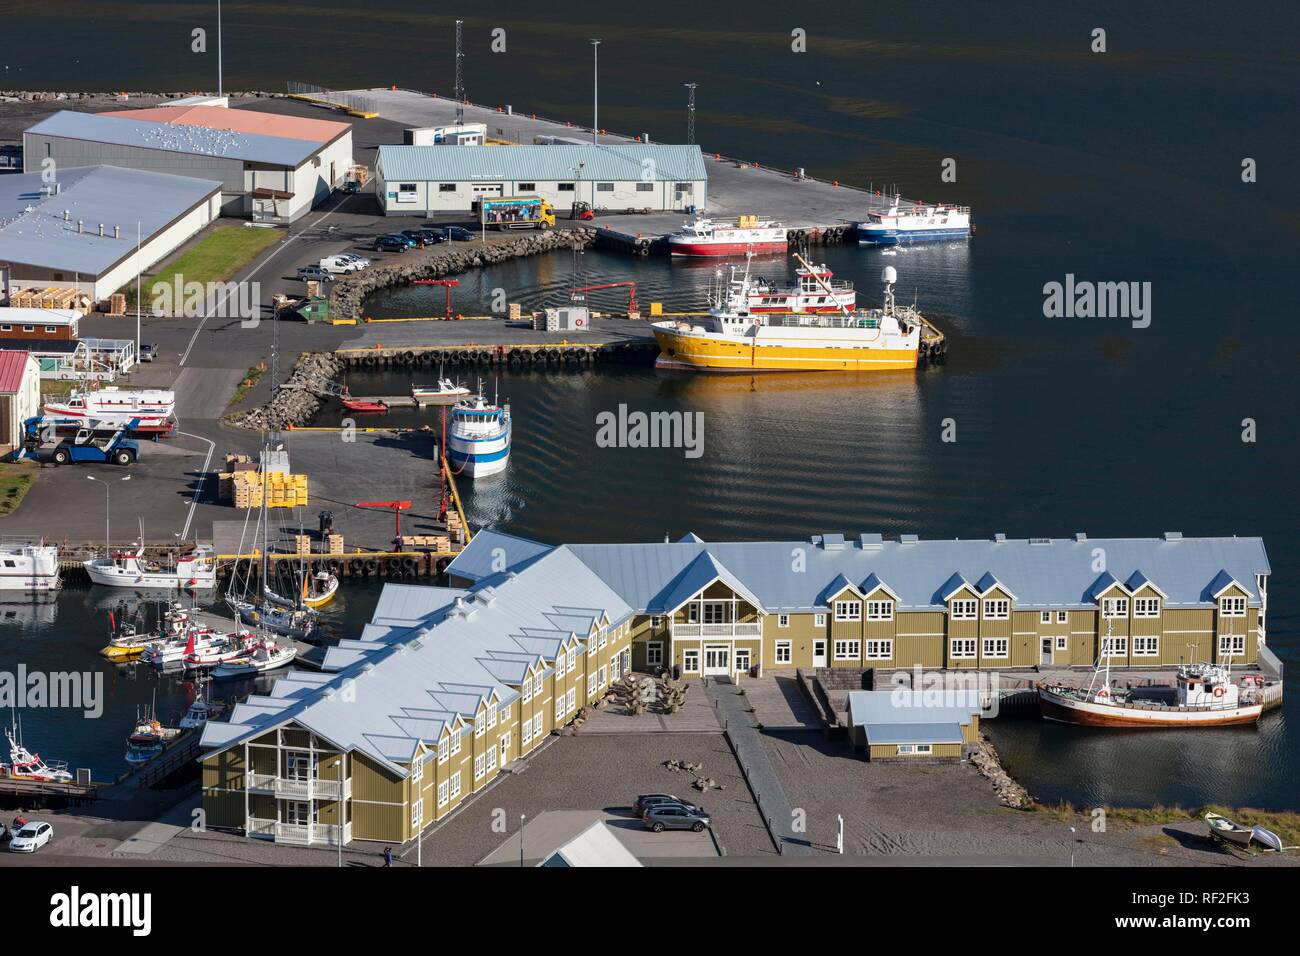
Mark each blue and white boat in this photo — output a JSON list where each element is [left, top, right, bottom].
[[446, 385, 511, 478], [856, 198, 971, 245]]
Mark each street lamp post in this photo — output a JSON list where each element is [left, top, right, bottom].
[[86, 474, 130, 556], [590, 40, 601, 145]]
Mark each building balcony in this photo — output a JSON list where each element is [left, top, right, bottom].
[[671, 622, 762, 638], [248, 817, 352, 846], [245, 772, 352, 801]]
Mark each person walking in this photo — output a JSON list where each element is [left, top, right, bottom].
[[383, 846, 393, 867]]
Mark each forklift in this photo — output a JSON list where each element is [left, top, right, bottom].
[[22, 416, 141, 466], [571, 200, 595, 221]]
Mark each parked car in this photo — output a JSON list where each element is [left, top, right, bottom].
[[635, 793, 701, 814], [400, 229, 442, 247], [642, 804, 710, 833], [373, 236, 410, 253], [443, 226, 476, 241], [296, 265, 337, 282], [8, 821, 53, 853], [319, 254, 363, 274], [338, 253, 371, 268], [139, 343, 158, 362]]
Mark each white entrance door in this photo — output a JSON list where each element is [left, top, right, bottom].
[[1040, 637, 1053, 666], [734, 648, 751, 675], [812, 639, 828, 668], [703, 645, 730, 676]]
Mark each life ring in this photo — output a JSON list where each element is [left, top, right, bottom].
[[1213, 686, 1225, 698], [1096, 688, 1109, 697]]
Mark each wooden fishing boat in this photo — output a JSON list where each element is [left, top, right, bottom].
[[1205, 812, 1255, 849]]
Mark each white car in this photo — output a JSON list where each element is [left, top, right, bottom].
[[8, 821, 53, 853], [337, 253, 371, 268], [319, 255, 363, 275]]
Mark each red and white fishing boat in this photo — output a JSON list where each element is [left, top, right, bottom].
[[1037, 632, 1265, 728], [181, 628, 256, 671], [43, 386, 176, 429], [667, 216, 787, 257], [746, 262, 856, 313], [2, 720, 72, 783]]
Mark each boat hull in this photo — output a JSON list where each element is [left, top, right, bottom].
[[652, 327, 918, 372], [669, 240, 787, 257], [447, 425, 511, 477], [1037, 687, 1262, 727], [85, 563, 216, 589], [856, 226, 970, 245]]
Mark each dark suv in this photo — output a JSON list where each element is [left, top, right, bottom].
[[373, 235, 410, 253]]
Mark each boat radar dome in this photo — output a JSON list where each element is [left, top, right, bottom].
[[881, 265, 898, 285]]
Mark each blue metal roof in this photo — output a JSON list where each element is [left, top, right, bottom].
[[860, 722, 966, 746], [27, 109, 322, 166], [0, 165, 221, 276], [376, 143, 707, 184], [847, 690, 986, 737]]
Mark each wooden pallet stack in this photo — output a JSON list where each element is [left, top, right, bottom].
[[9, 287, 92, 312], [326, 533, 345, 555]]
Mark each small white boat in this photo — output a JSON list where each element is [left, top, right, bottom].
[[210, 640, 297, 679], [0, 540, 60, 593], [1251, 825, 1286, 853], [412, 377, 471, 405], [1205, 811, 1255, 849], [178, 679, 217, 730], [141, 626, 234, 668], [43, 386, 175, 429], [181, 629, 255, 671], [85, 544, 217, 590], [446, 383, 511, 478], [1, 720, 72, 783]]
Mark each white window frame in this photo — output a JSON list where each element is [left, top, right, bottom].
[[1132, 635, 1160, 657], [521, 681, 532, 703], [437, 780, 449, 807], [866, 600, 893, 622], [522, 720, 533, 745], [1039, 611, 1051, 624], [774, 640, 792, 664], [1219, 596, 1246, 618], [474, 754, 485, 781], [450, 729, 462, 756], [598, 665, 607, 687], [950, 599, 977, 621], [533, 674, 544, 697], [566, 688, 576, 713], [1102, 597, 1129, 619], [982, 599, 1010, 620], [532, 714, 543, 738], [1056, 610, 1068, 624], [683, 649, 700, 673], [411, 798, 423, 828], [1101, 635, 1128, 658], [555, 696, 564, 720], [1055, 636, 1068, 651], [449, 771, 461, 799], [950, 638, 977, 659], [865, 639, 892, 660], [1133, 597, 1161, 618], [587, 674, 597, 696], [833, 639, 860, 660], [499, 732, 510, 765], [486, 705, 496, 729], [411, 755, 424, 783], [982, 637, 1009, 659], [834, 600, 861, 622], [474, 712, 486, 738], [646, 641, 664, 667], [438, 737, 449, 764], [814, 613, 827, 627], [566, 649, 577, 673], [486, 746, 497, 773], [1218, 634, 1246, 657]]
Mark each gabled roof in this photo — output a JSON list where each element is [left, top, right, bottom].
[[655, 551, 766, 614], [445, 528, 555, 583], [858, 572, 899, 601], [1086, 571, 1126, 601], [0, 350, 34, 393], [540, 821, 642, 868], [939, 572, 974, 602], [1125, 569, 1167, 598], [817, 573, 862, 605], [974, 571, 1016, 600], [1206, 569, 1251, 600]]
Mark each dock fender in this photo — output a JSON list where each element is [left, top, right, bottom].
[[363, 559, 378, 575]]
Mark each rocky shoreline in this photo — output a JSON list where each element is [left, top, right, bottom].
[[970, 733, 1030, 809], [226, 351, 345, 433], [329, 228, 597, 321]]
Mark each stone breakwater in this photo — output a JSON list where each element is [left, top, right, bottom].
[[226, 351, 345, 432], [330, 228, 597, 321], [970, 733, 1030, 809]]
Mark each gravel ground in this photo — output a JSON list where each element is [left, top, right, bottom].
[[763, 731, 1299, 866], [414, 733, 774, 865]]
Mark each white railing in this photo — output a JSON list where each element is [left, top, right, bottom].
[[246, 773, 351, 801], [671, 622, 763, 638], [248, 818, 352, 846]]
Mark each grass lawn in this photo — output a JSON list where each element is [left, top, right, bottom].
[[0, 464, 38, 517], [40, 379, 78, 399], [128, 225, 282, 309], [1032, 800, 1300, 847]]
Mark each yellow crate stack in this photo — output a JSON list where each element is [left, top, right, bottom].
[[230, 471, 309, 509]]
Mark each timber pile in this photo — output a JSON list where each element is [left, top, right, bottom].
[[226, 351, 345, 431], [330, 228, 596, 321], [969, 733, 1030, 809]]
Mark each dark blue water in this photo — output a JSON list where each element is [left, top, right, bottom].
[[4, 2, 1299, 806]]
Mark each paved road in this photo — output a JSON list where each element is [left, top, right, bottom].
[[706, 677, 813, 856]]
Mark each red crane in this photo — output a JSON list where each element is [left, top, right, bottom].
[[355, 500, 413, 542], [569, 281, 639, 319], [413, 279, 461, 320]]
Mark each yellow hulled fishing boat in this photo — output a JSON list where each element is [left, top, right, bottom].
[[653, 254, 927, 373]]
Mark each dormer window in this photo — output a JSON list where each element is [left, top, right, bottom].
[[950, 599, 977, 620], [834, 600, 861, 622], [1101, 597, 1129, 618], [1219, 596, 1246, 617], [1133, 597, 1161, 618], [982, 599, 1009, 620], [866, 600, 893, 621]]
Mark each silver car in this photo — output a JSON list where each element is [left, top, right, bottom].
[[642, 804, 710, 833]]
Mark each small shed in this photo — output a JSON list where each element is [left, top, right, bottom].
[[0, 350, 41, 453], [538, 821, 643, 868], [846, 689, 985, 761]]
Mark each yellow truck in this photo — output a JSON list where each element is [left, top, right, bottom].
[[477, 196, 556, 230]]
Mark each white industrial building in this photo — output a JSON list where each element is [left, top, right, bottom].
[[374, 144, 707, 216], [0, 165, 222, 303], [23, 106, 353, 223]]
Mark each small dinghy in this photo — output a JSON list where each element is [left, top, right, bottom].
[[1205, 811, 1255, 849], [1251, 825, 1286, 853], [341, 398, 387, 413]]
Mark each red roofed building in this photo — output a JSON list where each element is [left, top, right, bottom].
[[0, 350, 40, 454]]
